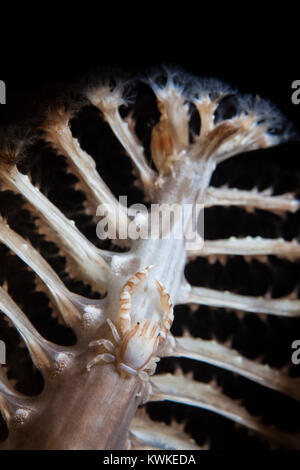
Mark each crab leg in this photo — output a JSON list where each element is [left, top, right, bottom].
[[119, 266, 154, 334], [86, 353, 115, 372], [89, 339, 114, 352], [107, 319, 121, 343]]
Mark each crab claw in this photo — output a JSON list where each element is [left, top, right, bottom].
[[155, 280, 173, 314], [155, 280, 174, 343], [119, 265, 155, 334], [123, 265, 155, 294]]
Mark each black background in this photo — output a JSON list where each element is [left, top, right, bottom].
[[0, 42, 299, 133], [1, 38, 300, 451]]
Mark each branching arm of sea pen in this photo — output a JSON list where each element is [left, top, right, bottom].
[[171, 335, 300, 401], [42, 109, 129, 231], [0, 218, 105, 334], [190, 95, 286, 165], [0, 366, 34, 430], [149, 79, 190, 154], [149, 373, 300, 449], [188, 237, 300, 261], [148, 81, 275, 192], [0, 286, 70, 372], [156, 88, 289, 206], [0, 165, 111, 288], [178, 282, 300, 317], [87, 85, 156, 186], [205, 187, 300, 214], [129, 411, 203, 450]]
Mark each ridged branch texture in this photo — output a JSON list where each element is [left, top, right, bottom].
[[0, 68, 299, 450]]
